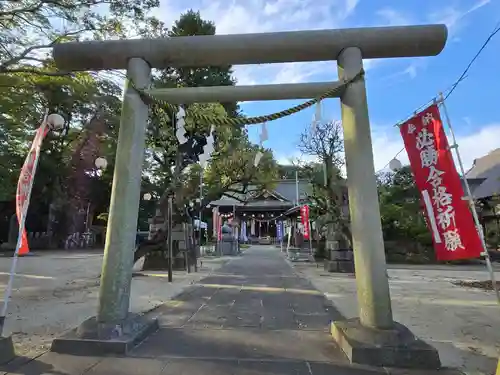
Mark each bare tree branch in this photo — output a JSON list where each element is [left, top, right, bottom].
[[297, 120, 351, 247]]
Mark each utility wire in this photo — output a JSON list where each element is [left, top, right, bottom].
[[444, 22, 500, 101], [376, 21, 500, 174]]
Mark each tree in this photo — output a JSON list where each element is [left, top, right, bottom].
[[134, 11, 279, 269], [0, 67, 123, 244], [377, 166, 434, 263], [277, 164, 310, 179], [0, 0, 160, 245], [0, 0, 159, 75], [297, 120, 352, 251]]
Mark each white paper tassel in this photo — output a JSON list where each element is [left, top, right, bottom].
[[175, 107, 187, 144], [199, 153, 208, 168], [259, 122, 268, 145], [312, 101, 322, 132], [199, 125, 215, 168], [254, 151, 264, 167]]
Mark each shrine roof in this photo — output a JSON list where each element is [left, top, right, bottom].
[[209, 179, 311, 207]]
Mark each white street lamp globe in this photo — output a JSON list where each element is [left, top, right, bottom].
[[95, 157, 108, 170], [389, 158, 403, 171], [143, 192, 152, 201], [46, 113, 65, 130]]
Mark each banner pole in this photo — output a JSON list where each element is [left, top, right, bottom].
[[308, 219, 313, 257], [0, 118, 49, 336], [439, 94, 500, 304]]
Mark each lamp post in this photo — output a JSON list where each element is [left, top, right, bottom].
[[83, 157, 108, 247], [195, 197, 201, 271], [187, 201, 195, 273]]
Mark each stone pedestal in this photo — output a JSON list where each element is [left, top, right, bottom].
[[218, 234, 238, 255], [51, 314, 158, 356], [324, 249, 355, 273], [173, 256, 186, 270], [331, 318, 441, 369], [0, 336, 15, 365], [170, 223, 193, 270]]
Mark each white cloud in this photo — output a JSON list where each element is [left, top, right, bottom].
[[159, 0, 360, 85], [372, 0, 491, 80], [276, 151, 318, 166], [276, 121, 500, 178], [372, 123, 500, 174], [427, 0, 491, 38], [157, 0, 491, 85], [376, 8, 413, 26]]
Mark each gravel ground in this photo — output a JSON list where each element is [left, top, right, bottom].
[[0, 251, 229, 359], [291, 260, 500, 375]]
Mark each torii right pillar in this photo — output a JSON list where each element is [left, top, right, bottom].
[[333, 46, 441, 369]]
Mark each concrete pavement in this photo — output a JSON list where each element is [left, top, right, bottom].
[[2, 246, 462, 374], [292, 260, 500, 375]]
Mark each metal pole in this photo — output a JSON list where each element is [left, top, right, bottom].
[[85, 201, 91, 232], [295, 170, 299, 205], [439, 95, 500, 304], [168, 196, 173, 282], [338, 47, 393, 330], [217, 210, 221, 257], [97, 58, 151, 324], [308, 219, 313, 256], [196, 171, 202, 272], [184, 223, 190, 274]]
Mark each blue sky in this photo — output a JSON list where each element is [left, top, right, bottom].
[[158, 0, 500, 171]]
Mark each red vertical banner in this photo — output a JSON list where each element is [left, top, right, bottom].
[[400, 104, 482, 261], [301, 205, 310, 240], [16, 125, 50, 255]]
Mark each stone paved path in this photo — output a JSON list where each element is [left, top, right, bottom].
[[1, 246, 459, 374]]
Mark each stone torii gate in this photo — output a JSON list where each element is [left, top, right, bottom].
[[50, 25, 447, 368]]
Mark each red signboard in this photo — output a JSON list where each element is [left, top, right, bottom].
[[300, 205, 310, 240], [400, 104, 482, 261]]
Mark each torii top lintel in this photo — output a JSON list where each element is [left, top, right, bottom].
[[52, 24, 447, 72]]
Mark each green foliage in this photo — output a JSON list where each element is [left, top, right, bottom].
[[0, 4, 279, 248], [378, 166, 434, 263], [142, 10, 278, 216], [0, 0, 156, 237], [277, 164, 310, 179], [0, 0, 159, 74]]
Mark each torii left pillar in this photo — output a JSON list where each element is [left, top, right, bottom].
[[51, 58, 159, 355]]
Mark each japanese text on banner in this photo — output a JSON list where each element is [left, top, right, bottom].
[[399, 104, 482, 261], [301, 205, 310, 240]]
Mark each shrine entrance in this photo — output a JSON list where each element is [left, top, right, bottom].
[[51, 24, 448, 367]]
